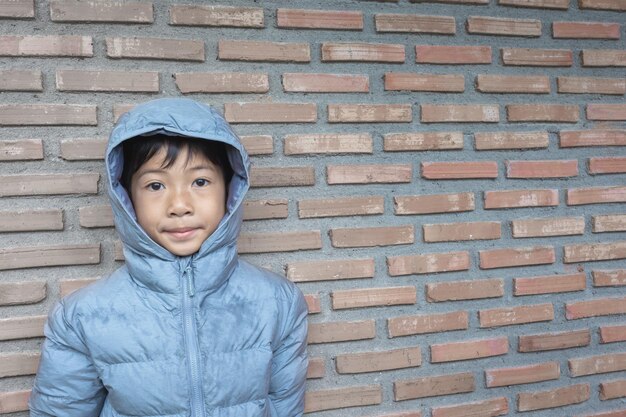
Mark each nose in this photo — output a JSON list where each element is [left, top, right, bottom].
[[167, 188, 193, 217]]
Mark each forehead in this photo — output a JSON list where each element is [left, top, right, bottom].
[[139, 144, 217, 171]]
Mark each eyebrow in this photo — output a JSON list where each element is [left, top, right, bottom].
[[136, 164, 217, 178]]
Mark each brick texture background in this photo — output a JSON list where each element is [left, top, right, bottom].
[[0, 0, 625, 416]]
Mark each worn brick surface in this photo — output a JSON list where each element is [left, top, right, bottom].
[[277, 8, 363, 30], [479, 303, 554, 327], [395, 372, 474, 400], [600, 324, 626, 343], [286, 258, 375, 282], [467, 16, 541, 37], [423, 221, 500, 242], [250, 167, 315, 187], [0, 244, 100, 271], [0, 69, 42, 91], [60, 138, 107, 161], [106, 37, 204, 61], [327, 164, 412, 184], [560, 130, 626, 147], [589, 157, 626, 175], [480, 245, 555, 269], [502, 48, 573, 66], [283, 73, 369, 93], [567, 186, 626, 205], [426, 279, 504, 302], [553, 22, 620, 39], [566, 296, 626, 319], [240, 135, 273, 155], [0, 316, 46, 341], [376, 13, 456, 34], [328, 104, 412, 123], [50, 1, 153, 23], [337, 346, 421, 374], [225, 103, 317, 123], [384, 131, 463, 151], [514, 273, 586, 295], [587, 104, 626, 121], [422, 161, 499, 179], [593, 269, 626, 287], [332, 286, 416, 310], [238, 230, 321, 253], [569, 353, 626, 376], [499, 0, 569, 8], [242, 199, 288, 221], [388, 251, 470, 276], [298, 196, 383, 218], [0, 209, 63, 232], [395, 192, 474, 215], [432, 397, 508, 417], [558, 77, 626, 95], [304, 385, 382, 413], [330, 225, 414, 248], [0, 0, 34, 18], [0, 390, 30, 413], [308, 320, 376, 344], [600, 380, 626, 400], [517, 383, 590, 411], [416, 45, 492, 64], [421, 104, 499, 123], [512, 216, 585, 238], [0, 282, 46, 306], [579, 0, 626, 9], [0, 35, 92, 56], [485, 362, 560, 387], [56, 70, 159, 92], [475, 131, 549, 150], [219, 40, 310, 62], [0, 104, 97, 126], [285, 133, 372, 155], [507, 104, 579, 122], [476, 75, 550, 93], [0, 173, 99, 197], [0, 351, 40, 378], [386, 73, 464, 92], [564, 241, 626, 263], [388, 311, 469, 338], [169, 5, 263, 27], [484, 189, 559, 209], [322, 42, 405, 63], [0, 139, 43, 161], [582, 49, 626, 67], [518, 329, 591, 352], [175, 72, 269, 94]]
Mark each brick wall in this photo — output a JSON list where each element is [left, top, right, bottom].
[[0, 0, 625, 416]]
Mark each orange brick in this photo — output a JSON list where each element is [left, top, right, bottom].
[[298, 196, 383, 218], [575, 409, 626, 417], [225, 103, 316, 123], [286, 258, 374, 282], [475, 131, 549, 150], [240, 135, 273, 155], [480, 303, 554, 327], [502, 48, 573, 66], [238, 230, 321, 253], [499, 0, 569, 8], [564, 241, 626, 263], [0, 35, 92, 56], [60, 137, 106, 160], [330, 225, 414, 248], [0, 282, 46, 306], [431, 337, 508, 362], [567, 186, 626, 205], [519, 329, 591, 352], [56, 69, 159, 92], [593, 269, 626, 287], [512, 216, 584, 238], [0, 315, 46, 341], [600, 324, 626, 343], [422, 161, 498, 179], [560, 130, 626, 147], [113, 103, 136, 122], [579, 0, 626, 9], [388, 251, 470, 276], [337, 346, 421, 374], [50, 0, 153, 23], [283, 73, 368, 93], [600, 379, 626, 400], [305, 294, 321, 314], [416, 45, 491, 64], [515, 273, 586, 296], [507, 104, 579, 122], [0, 139, 42, 161], [366, 412, 423, 417], [79, 205, 114, 228], [0, 209, 62, 232], [322, 42, 405, 63], [388, 311, 468, 338], [518, 383, 590, 411], [423, 221, 500, 242], [426, 279, 504, 302], [582, 49, 626, 67], [432, 397, 508, 417], [328, 103, 412, 123], [0, 173, 99, 197], [558, 77, 625, 95], [395, 192, 474, 215], [0, 351, 39, 378], [308, 320, 375, 344], [476, 74, 550, 94], [553, 21, 620, 39], [0, 244, 100, 271], [395, 372, 474, 401], [506, 159, 578, 178], [485, 189, 559, 209], [589, 157, 626, 175], [106, 37, 204, 61], [277, 8, 362, 30], [174, 72, 268, 94], [59, 278, 97, 297], [327, 164, 412, 184], [0, 69, 41, 91], [307, 357, 325, 379], [375, 13, 455, 34], [169, 5, 263, 27], [242, 199, 288, 221], [218, 40, 310, 62], [486, 361, 560, 387], [304, 385, 382, 413], [421, 104, 499, 123], [566, 296, 626, 319], [250, 167, 314, 187], [480, 245, 555, 269], [384, 131, 463, 151], [467, 16, 541, 37], [114, 241, 124, 261], [588, 104, 626, 121], [332, 286, 416, 309], [0, 0, 33, 18], [284, 133, 372, 155], [0, 390, 30, 413], [569, 353, 626, 376], [0, 104, 97, 126], [385, 73, 464, 92]]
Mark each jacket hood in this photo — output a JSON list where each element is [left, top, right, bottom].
[[106, 98, 250, 296]]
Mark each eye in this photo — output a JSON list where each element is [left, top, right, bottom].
[[193, 178, 209, 187], [147, 182, 164, 191]]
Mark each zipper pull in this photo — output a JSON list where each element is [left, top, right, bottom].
[[185, 266, 195, 297]]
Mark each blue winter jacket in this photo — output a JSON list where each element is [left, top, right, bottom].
[[29, 98, 309, 417]]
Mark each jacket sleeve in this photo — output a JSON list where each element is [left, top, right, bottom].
[[268, 287, 309, 417], [29, 301, 106, 417]]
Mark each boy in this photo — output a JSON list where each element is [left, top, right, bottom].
[[29, 98, 309, 417]]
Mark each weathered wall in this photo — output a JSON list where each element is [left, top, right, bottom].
[[0, 0, 625, 416]]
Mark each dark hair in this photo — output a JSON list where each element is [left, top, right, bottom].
[[120, 134, 233, 195]]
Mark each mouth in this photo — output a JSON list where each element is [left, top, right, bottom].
[[164, 227, 199, 240]]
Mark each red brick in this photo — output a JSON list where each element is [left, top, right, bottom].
[[0, 35, 92, 56], [277, 8, 362, 30], [480, 245, 555, 269], [486, 362, 560, 387], [250, 167, 314, 187], [240, 135, 273, 156], [376, 13, 456, 34], [476, 74, 550, 94], [560, 130, 626, 147], [307, 357, 325, 379], [431, 337, 508, 363], [0, 0, 33, 18], [480, 303, 554, 327], [579, 0, 626, 10], [242, 199, 288, 221], [0, 139, 42, 161], [395, 192, 474, 215], [502, 48, 573, 66], [412, 0, 488, 3], [388, 251, 470, 276], [56, 69, 159, 92], [589, 157, 626, 175], [507, 104, 579, 122], [601, 324, 626, 343], [384, 131, 463, 151], [567, 186, 626, 205], [566, 296, 626, 319], [0, 390, 30, 413], [304, 385, 382, 413], [107, 37, 203, 61], [559, 77, 626, 95], [0, 173, 99, 197], [388, 311, 468, 338], [327, 164, 412, 184], [426, 279, 504, 302], [588, 104, 626, 121], [59, 278, 97, 297], [553, 21, 620, 39], [515, 273, 586, 295], [114, 241, 124, 261], [467, 16, 541, 37], [238, 230, 321, 253], [432, 397, 508, 417], [50, 0, 153, 23], [600, 379, 626, 400], [0, 244, 100, 271], [322, 42, 405, 63], [499, 0, 569, 8], [225, 103, 316, 123], [366, 412, 423, 417], [395, 372, 474, 401], [113, 103, 136, 122], [0, 69, 41, 91], [582, 49, 626, 67], [576, 409, 626, 417], [519, 329, 591, 352], [421, 104, 499, 123], [416, 45, 491, 64], [0, 351, 39, 378], [175, 72, 268, 94], [286, 258, 374, 282], [423, 221, 500, 242], [284, 133, 372, 155], [569, 352, 626, 377], [0, 209, 63, 232], [385, 73, 464, 92], [0, 104, 97, 126], [422, 161, 498, 179], [518, 383, 590, 411], [60, 138, 106, 160], [512, 216, 584, 238], [0, 282, 46, 306], [475, 131, 549, 150], [485, 189, 559, 209], [330, 225, 414, 248], [0, 316, 46, 341], [219, 39, 310, 62], [593, 269, 626, 287], [308, 320, 376, 344], [564, 241, 626, 263], [328, 103, 412, 123], [283, 73, 368, 93], [298, 196, 383, 218], [506, 159, 578, 178], [169, 5, 263, 27], [305, 294, 321, 314], [332, 286, 416, 310], [337, 346, 421, 374], [79, 205, 114, 228]]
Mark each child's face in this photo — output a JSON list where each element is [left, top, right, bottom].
[[129, 146, 226, 257]]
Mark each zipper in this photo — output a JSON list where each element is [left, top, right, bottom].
[[182, 264, 205, 416]]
